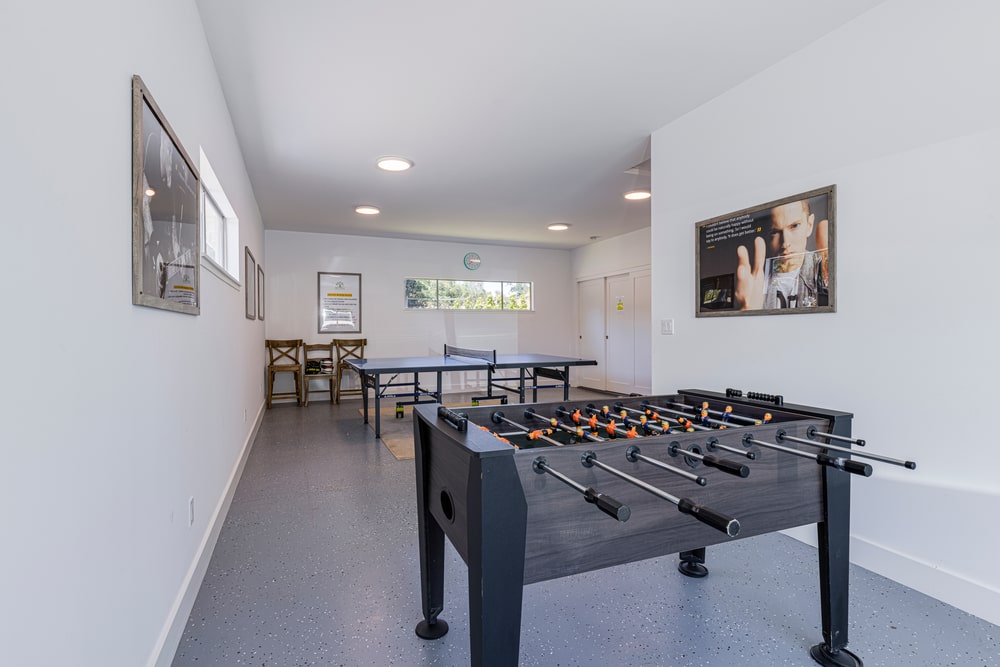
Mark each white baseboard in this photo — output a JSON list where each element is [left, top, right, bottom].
[[148, 401, 266, 667], [849, 534, 1000, 627], [782, 526, 1000, 628]]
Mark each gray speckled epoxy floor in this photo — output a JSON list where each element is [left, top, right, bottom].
[[173, 391, 999, 667]]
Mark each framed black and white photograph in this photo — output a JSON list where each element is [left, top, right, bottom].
[[132, 75, 201, 315], [695, 185, 836, 317], [257, 265, 265, 321], [245, 246, 256, 320], [318, 272, 361, 333]]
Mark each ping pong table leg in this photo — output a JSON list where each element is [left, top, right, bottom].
[[518, 368, 526, 403], [561, 365, 569, 400], [360, 372, 370, 423], [373, 373, 382, 438]]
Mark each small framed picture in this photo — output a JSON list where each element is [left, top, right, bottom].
[[257, 265, 265, 321], [245, 246, 256, 320]]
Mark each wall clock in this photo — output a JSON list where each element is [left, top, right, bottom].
[[463, 252, 482, 270]]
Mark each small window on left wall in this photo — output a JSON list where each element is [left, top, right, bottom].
[[200, 148, 240, 286]]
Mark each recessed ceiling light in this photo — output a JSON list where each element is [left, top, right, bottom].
[[355, 205, 380, 215], [624, 190, 651, 201], [376, 157, 413, 172], [547, 223, 570, 231]]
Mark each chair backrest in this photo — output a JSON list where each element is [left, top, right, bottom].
[[333, 338, 367, 366], [266, 339, 303, 367], [303, 342, 335, 375]]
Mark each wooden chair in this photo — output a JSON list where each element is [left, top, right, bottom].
[[302, 342, 337, 406], [333, 338, 367, 403], [265, 339, 303, 408]]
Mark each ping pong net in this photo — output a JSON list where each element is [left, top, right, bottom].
[[443, 344, 497, 366]]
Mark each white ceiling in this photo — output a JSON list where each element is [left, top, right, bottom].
[[196, 0, 885, 250]]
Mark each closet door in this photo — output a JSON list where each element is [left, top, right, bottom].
[[633, 272, 652, 394], [576, 277, 606, 389], [605, 273, 635, 394]]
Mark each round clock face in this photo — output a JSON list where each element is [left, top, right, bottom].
[[463, 252, 481, 270]]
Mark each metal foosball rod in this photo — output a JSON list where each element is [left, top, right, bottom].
[[568, 406, 644, 439], [643, 400, 757, 430], [665, 442, 750, 477], [742, 434, 873, 476], [532, 456, 630, 521], [807, 425, 867, 447], [613, 404, 677, 434], [558, 405, 637, 437], [625, 445, 707, 486], [580, 451, 741, 536], [705, 436, 756, 460], [775, 430, 916, 470], [523, 408, 604, 442], [637, 402, 716, 431], [666, 400, 761, 426], [490, 411, 563, 447]]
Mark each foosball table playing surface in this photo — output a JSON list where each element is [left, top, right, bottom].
[[411, 388, 916, 667]]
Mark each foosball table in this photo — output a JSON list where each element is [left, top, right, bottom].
[[412, 388, 915, 667]]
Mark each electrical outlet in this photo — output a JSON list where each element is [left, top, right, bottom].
[[661, 319, 675, 335], [188, 497, 195, 527]]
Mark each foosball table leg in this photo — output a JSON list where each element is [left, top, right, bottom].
[[677, 547, 709, 578], [415, 446, 448, 640], [811, 414, 863, 667]]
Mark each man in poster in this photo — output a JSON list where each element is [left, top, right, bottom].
[[735, 198, 829, 310]]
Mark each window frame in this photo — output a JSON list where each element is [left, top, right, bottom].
[[404, 278, 533, 311], [199, 148, 240, 289]]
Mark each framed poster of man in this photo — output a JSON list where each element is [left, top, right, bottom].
[[695, 185, 836, 317]]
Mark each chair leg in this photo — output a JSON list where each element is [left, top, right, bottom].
[[266, 369, 274, 408], [304, 376, 310, 407], [335, 368, 343, 404], [295, 371, 302, 406]]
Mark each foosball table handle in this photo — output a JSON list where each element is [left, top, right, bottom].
[[437, 406, 468, 432], [817, 454, 873, 477], [677, 498, 741, 537], [583, 487, 631, 522]]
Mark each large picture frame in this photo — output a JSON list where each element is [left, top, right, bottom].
[[695, 185, 836, 317], [132, 75, 201, 315], [318, 272, 362, 333], [245, 247, 256, 320]]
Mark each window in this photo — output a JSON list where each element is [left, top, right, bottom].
[[199, 149, 240, 285], [405, 279, 532, 310]]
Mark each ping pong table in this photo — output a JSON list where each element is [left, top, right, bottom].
[[346, 345, 597, 438]]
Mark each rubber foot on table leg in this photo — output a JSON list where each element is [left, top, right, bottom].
[[415, 619, 449, 640], [677, 560, 709, 578], [810, 644, 863, 667]]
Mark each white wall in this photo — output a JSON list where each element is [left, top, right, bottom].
[[572, 227, 651, 281], [265, 231, 576, 393], [651, 0, 1000, 624], [0, 2, 265, 665]]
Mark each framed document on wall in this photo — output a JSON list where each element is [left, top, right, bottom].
[[318, 272, 362, 333]]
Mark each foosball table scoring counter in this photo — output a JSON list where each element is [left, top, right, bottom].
[[412, 388, 916, 667]]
